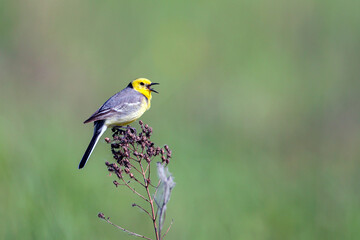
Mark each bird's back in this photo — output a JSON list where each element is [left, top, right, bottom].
[[84, 87, 149, 125]]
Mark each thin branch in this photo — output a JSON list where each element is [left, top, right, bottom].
[[148, 180, 159, 188], [129, 156, 141, 163], [132, 177, 147, 188], [100, 217, 152, 240], [129, 162, 142, 174], [145, 162, 150, 175], [153, 179, 162, 196], [132, 203, 152, 219], [147, 161, 151, 181], [121, 178, 149, 203], [138, 161, 148, 186], [128, 145, 137, 152], [161, 220, 173, 240]]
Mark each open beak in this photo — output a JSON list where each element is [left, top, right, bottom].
[[148, 83, 159, 93]]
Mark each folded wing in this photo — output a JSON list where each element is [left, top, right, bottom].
[[84, 88, 145, 124]]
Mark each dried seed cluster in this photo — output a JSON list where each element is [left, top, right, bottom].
[[105, 120, 172, 181]]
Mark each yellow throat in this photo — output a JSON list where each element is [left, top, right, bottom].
[[131, 78, 153, 101]]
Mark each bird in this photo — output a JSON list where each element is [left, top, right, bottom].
[[78, 78, 159, 169]]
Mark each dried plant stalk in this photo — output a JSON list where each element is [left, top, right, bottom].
[[98, 121, 175, 240]]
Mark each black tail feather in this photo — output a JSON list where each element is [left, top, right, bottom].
[[78, 120, 106, 169]]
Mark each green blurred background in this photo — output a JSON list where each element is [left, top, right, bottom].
[[1, 0, 360, 239]]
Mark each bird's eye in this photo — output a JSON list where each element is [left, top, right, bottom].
[[140, 82, 144, 86]]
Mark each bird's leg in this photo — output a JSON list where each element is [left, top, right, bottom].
[[127, 125, 137, 135], [112, 125, 126, 134], [113, 126, 125, 130]]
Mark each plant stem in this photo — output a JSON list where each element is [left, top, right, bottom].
[[100, 216, 152, 240], [139, 161, 159, 240]]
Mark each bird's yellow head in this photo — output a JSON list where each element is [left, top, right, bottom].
[[130, 78, 159, 100]]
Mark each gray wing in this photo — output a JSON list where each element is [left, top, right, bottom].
[[84, 87, 146, 124]]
